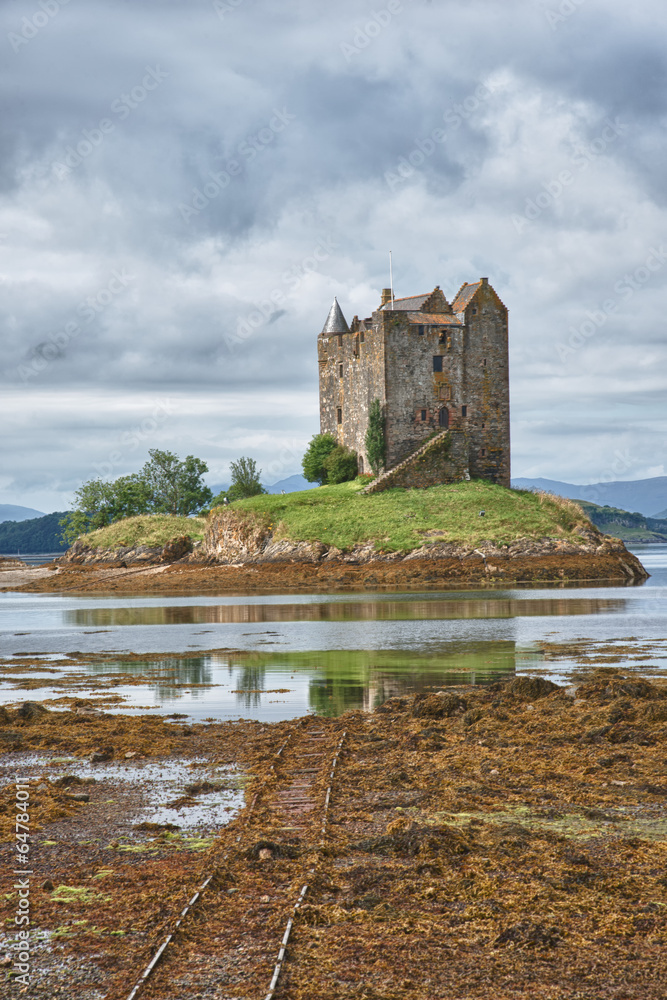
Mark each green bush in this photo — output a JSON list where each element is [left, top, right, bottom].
[[302, 433, 338, 484], [323, 445, 359, 484]]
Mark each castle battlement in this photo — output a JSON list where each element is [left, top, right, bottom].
[[318, 279, 510, 486]]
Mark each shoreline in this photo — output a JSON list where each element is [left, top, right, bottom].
[[3, 545, 649, 594]]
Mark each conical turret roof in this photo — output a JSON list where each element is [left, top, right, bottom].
[[321, 297, 350, 334]]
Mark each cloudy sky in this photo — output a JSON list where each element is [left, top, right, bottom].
[[1, 0, 666, 512]]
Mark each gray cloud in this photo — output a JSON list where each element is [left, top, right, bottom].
[[1, 0, 667, 510]]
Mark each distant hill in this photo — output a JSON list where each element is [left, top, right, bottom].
[[511, 476, 667, 518], [0, 512, 68, 554], [208, 474, 312, 498], [265, 474, 311, 494], [0, 504, 45, 523], [577, 501, 667, 544]]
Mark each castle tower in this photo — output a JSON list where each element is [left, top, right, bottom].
[[318, 279, 510, 487]]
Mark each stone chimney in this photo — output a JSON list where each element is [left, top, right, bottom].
[[381, 288, 392, 306]]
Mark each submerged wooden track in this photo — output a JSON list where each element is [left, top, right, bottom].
[[123, 718, 347, 1000]]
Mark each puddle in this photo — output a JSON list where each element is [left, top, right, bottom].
[[1, 753, 245, 835]]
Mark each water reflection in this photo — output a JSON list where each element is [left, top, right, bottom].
[[67, 595, 625, 628], [79, 642, 517, 719]]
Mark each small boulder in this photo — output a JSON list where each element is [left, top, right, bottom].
[[161, 536, 193, 563], [412, 693, 467, 719], [0, 706, 12, 725], [17, 701, 49, 721], [506, 677, 560, 700], [90, 746, 114, 763], [643, 703, 667, 723]]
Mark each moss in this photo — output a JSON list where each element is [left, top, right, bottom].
[[80, 514, 205, 549]]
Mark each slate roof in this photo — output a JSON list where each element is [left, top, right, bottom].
[[407, 312, 463, 327], [321, 297, 350, 334], [380, 293, 430, 311], [451, 281, 483, 312]]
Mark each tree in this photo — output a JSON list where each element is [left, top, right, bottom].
[[60, 450, 213, 543], [140, 449, 212, 516], [302, 433, 337, 485], [323, 445, 358, 484], [60, 474, 152, 543], [227, 456, 267, 501], [365, 399, 386, 475]]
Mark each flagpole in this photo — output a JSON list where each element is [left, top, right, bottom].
[[389, 250, 394, 308]]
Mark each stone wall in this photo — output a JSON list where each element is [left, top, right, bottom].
[[364, 431, 470, 494]]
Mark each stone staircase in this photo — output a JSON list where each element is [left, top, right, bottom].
[[363, 430, 468, 495]]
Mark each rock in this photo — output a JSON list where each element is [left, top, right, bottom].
[[0, 955, 12, 967], [506, 677, 560, 700], [643, 703, 667, 723], [55, 775, 96, 787], [606, 679, 662, 701], [90, 746, 114, 763], [17, 701, 49, 720], [412, 693, 467, 719], [64, 793, 90, 802], [495, 920, 561, 949], [0, 706, 12, 725], [161, 535, 194, 563], [462, 708, 484, 727], [41, 880, 54, 892]]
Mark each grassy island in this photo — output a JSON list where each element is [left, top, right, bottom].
[[218, 479, 592, 553]]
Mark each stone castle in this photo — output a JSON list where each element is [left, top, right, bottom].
[[318, 278, 510, 490]]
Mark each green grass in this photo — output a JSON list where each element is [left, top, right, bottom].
[[82, 515, 206, 549], [217, 479, 591, 553]]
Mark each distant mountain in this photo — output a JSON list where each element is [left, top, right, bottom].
[[0, 512, 68, 554], [208, 474, 312, 499], [265, 474, 311, 494], [0, 504, 45, 523], [511, 476, 667, 518]]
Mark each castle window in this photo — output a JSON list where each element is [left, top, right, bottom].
[[438, 407, 449, 429], [359, 456, 364, 473], [461, 405, 467, 417], [360, 331, 365, 343], [421, 409, 427, 421], [433, 356, 443, 372], [472, 308, 477, 315], [417, 325, 424, 336], [482, 358, 486, 366], [338, 363, 343, 378], [337, 407, 342, 424], [481, 448, 486, 457], [337, 334, 343, 348]]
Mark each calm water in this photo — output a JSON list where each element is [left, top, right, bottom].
[[1, 545, 665, 721]]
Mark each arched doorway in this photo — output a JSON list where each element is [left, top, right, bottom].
[[438, 407, 449, 429]]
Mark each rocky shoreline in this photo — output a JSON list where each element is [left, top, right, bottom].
[[45, 520, 649, 593]]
